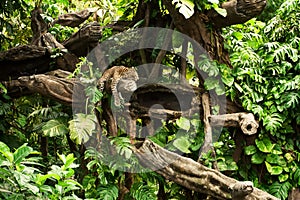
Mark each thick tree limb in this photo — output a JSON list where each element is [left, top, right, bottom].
[[52, 8, 98, 27], [0, 45, 51, 81], [31, 6, 79, 71], [208, 0, 267, 28], [63, 22, 102, 57], [7, 71, 85, 105], [210, 113, 259, 135], [134, 139, 279, 200]]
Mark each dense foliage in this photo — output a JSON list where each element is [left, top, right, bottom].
[[0, 0, 299, 199], [222, 0, 300, 199]]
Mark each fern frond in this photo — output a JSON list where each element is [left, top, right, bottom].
[[269, 181, 292, 200], [263, 113, 284, 133]]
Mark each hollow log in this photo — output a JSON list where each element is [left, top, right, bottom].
[[210, 113, 259, 135]]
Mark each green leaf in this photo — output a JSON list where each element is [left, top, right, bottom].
[[176, 117, 190, 131], [222, 75, 234, 87], [234, 82, 243, 93], [232, 32, 244, 40], [284, 153, 294, 163], [172, 0, 195, 19], [265, 161, 283, 175], [251, 152, 266, 164], [69, 114, 97, 144], [0, 142, 10, 155], [13, 143, 32, 165], [173, 137, 191, 153], [64, 154, 77, 169], [278, 174, 289, 182], [0, 142, 13, 162], [204, 77, 219, 90], [213, 7, 227, 17], [271, 144, 283, 155], [42, 119, 69, 137], [269, 181, 291, 200], [217, 160, 227, 171], [24, 182, 39, 194], [98, 184, 118, 200], [266, 154, 286, 166], [255, 138, 275, 153], [244, 145, 257, 155], [215, 84, 225, 95], [36, 174, 61, 186]]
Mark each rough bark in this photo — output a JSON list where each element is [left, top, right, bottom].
[[0, 45, 50, 81], [210, 112, 259, 135], [134, 139, 279, 200], [208, 0, 267, 28], [200, 93, 213, 154], [63, 22, 102, 57], [52, 8, 97, 27]]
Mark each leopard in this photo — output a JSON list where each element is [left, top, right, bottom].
[[97, 66, 139, 106]]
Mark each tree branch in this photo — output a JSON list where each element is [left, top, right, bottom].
[[134, 139, 279, 200], [208, 0, 267, 28]]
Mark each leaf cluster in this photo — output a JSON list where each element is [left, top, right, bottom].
[[222, 0, 300, 198]]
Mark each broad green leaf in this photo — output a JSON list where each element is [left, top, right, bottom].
[[265, 162, 283, 175], [284, 153, 293, 163], [13, 170, 30, 186], [215, 84, 225, 95], [173, 0, 195, 19], [13, 143, 32, 165], [251, 152, 266, 164], [0, 142, 13, 163], [255, 138, 275, 153], [266, 154, 286, 166], [69, 114, 97, 144], [226, 160, 238, 171], [217, 160, 227, 171], [173, 137, 191, 153], [278, 174, 289, 182], [0, 83, 7, 94], [98, 184, 118, 200], [64, 154, 78, 169], [244, 145, 257, 155], [24, 182, 39, 194], [204, 77, 219, 90], [0, 141, 10, 155], [36, 173, 61, 185], [191, 119, 201, 130], [222, 75, 234, 87], [176, 117, 190, 131], [148, 136, 166, 147], [213, 7, 227, 17], [232, 32, 244, 40], [42, 119, 69, 137]]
